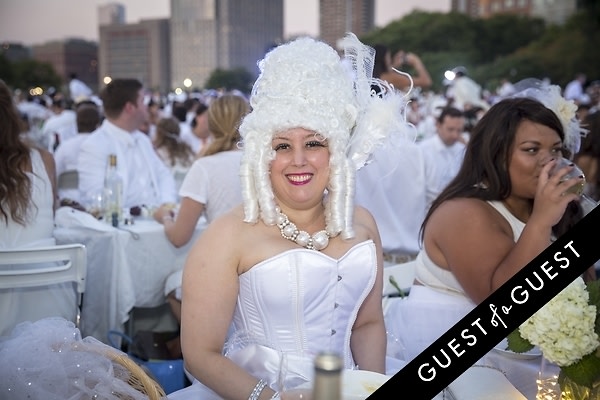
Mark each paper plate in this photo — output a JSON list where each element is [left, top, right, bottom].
[[342, 370, 391, 399], [292, 369, 391, 399]]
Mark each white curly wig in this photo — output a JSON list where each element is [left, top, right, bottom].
[[239, 33, 413, 240]]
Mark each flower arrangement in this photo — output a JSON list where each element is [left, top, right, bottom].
[[507, 277, 600, 394]]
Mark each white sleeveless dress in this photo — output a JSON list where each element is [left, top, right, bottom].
[[383, 201, 546, 398], [168, 240, 377, 399], [385, 201, 525, 361], [0, 149, 73, 337], [0, 149, 55, 248]]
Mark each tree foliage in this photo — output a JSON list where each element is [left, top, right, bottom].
[[204, 67, 254, 95], [0, 56, 62, 92], [361, 8, 599, 93]]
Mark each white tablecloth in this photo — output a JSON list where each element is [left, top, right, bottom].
[[53, 207, 206, 343]]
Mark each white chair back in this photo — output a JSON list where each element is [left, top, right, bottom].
[[58, 169, 79, 190], [0, 243, 87, 330]]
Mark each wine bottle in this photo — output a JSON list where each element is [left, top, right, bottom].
[[103, 154, 123, 227], [312, 352, 343, 400]]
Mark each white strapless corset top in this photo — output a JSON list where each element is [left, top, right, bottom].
[[230, 240, 377, 372]]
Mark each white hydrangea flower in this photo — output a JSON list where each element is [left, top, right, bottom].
[[519, 277, 599, 367]]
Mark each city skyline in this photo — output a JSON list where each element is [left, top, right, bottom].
[[0, 0, 449, 46]]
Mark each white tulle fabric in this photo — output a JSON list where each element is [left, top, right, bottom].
[[239, 33, 413, 240], [0, 318, 149, 400]]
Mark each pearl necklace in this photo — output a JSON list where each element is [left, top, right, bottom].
[[275, 207, 330, 251]]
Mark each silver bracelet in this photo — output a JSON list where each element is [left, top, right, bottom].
[[270, 392, 281, 399], [248, 379, 267, 400]]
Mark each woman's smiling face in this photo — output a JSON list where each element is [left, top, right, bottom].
[[270, 128, 331, 209]]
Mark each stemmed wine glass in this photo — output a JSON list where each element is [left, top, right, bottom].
[[550, 157, 598, 216]]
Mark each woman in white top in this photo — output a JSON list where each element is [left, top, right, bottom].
[[0, 80, 72, 336], [385, 91, 590, 398], [152, 116, 196, 192], [153, 93, 250, 323]]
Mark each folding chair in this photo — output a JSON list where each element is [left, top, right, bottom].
[[0, 243, 87, 332], [57, 170, 79, 190]]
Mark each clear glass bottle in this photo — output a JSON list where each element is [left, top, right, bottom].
[[103, 154, 123, 227], [312, 352, 343, 400]]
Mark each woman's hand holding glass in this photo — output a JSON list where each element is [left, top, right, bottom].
[[549, 157, 598, 216]]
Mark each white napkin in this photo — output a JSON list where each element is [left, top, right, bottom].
[[55, 207, 116, 232], [445, 365, 527, 400]]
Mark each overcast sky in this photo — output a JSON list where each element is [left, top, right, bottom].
[[0, 0, 449, 46]]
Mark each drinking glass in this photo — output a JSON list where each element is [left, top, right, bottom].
[[550, 157, 598, 216], [536, 356, 561, 400], [83, 190, 106, 220]]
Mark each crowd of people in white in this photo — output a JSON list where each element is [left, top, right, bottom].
[[2, 32, 600, 399]]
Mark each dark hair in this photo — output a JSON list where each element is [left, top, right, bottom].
[[372, 44, 389, 80], [190, 103, 209, 128], [575, 111, 600, 200], [420, 97, 571, 242], [76, 104, 101, 133], [437, 106, 464, 124], [172, 105, 187, 123], [100, 79, 142, 119], [0, 80, 33, 225]]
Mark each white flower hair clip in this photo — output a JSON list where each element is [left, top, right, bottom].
[[510, 78, 587, 155]]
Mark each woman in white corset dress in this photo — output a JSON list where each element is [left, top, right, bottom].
[[385, 86, 590, 398], [168, 34, 413, 400]]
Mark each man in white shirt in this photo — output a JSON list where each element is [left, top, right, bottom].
[[55, 102, 101, 203], [41, 97, 77, 152], [355, 137, 426, 265], [419, 106, 466, 211], [77, 79, 177, 209]]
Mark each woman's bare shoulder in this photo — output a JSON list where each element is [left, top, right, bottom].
[[353, 205, 377, 229], [430, 198, 508, 231], [204, 205, 247, 234], [33, 147, 55, 168]]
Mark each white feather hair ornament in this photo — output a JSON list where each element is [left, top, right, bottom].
[[340, 33, 415, 170], [510, 78, 587, 155]]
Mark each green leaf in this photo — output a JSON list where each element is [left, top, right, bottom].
[[388, 276, 406, 298], [505, 329, 534, 353], [560, 353, 600, 388], [586, 280, 600, 336]]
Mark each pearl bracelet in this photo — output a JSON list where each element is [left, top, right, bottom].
[[248, 379, 267, 400]]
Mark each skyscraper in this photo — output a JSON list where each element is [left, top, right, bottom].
[[98, 19, 171, 94], [319, 0, 375, 49], [98, 3, 126, 26], [170, 0, 283, 91]]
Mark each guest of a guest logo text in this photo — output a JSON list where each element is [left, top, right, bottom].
[[417, 240, 581, 382]]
